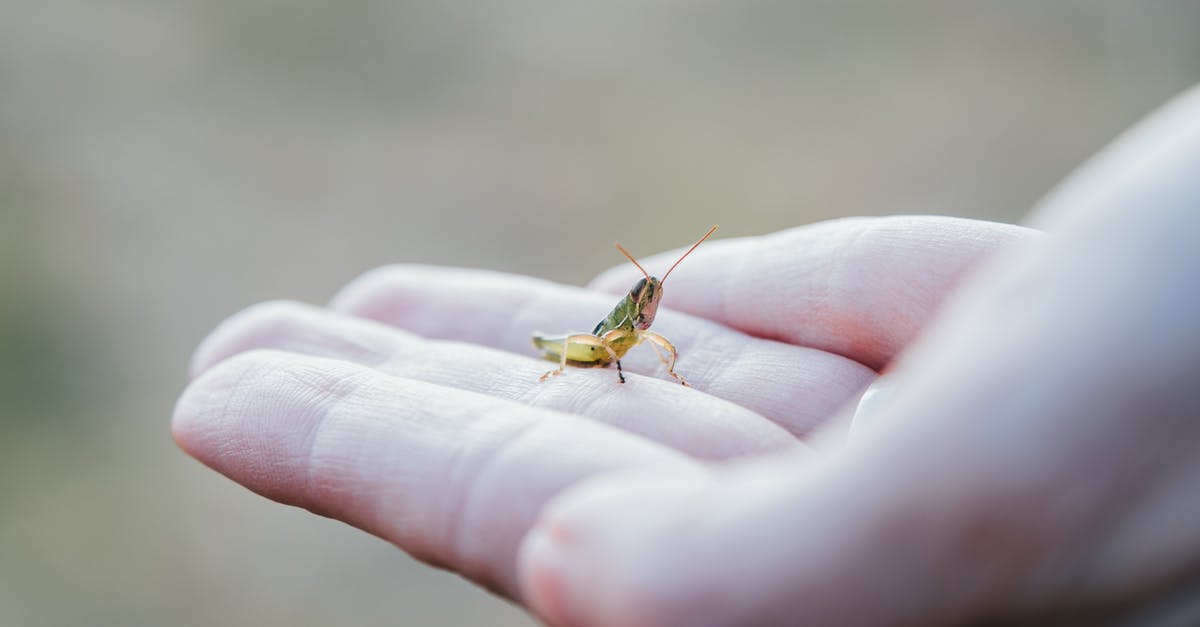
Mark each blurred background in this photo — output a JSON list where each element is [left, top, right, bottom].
[[1, 1, 1197, 625]]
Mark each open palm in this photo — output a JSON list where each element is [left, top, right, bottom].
[[175, 215, 1025, 605], [176, 85, 1200, 626]]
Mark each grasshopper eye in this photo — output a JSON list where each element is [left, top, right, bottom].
[[630, 277, 648, 299]]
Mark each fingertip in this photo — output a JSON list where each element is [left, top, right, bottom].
[[173, 349, 374, 507], [518, 525, 579, 627], [327, 264, 541, 345], [585, 265, 639, 295], [327, 263, 404, 314], [328, 263, 450, 319], [173, 349, 271, 460], [189, 300, 314, 379]]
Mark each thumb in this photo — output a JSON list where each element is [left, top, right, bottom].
[[516, 445, 994, 627], [516, 84, 1200, 627]]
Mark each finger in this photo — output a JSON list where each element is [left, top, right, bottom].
[[520, 446, 998, 627], [189, 301, 799, 459], [588, 216, 1037, 370], [517, 457, 926, 627], [329, 266, 875, 437], [173, 349, 703, 600]]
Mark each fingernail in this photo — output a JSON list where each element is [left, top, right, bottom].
[[848, 376, 898, 440]]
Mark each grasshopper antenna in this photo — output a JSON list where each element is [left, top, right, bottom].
[[615, 242, 651, 281], [661, 225, 718, 284]]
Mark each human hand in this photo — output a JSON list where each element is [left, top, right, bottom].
[[173, 212, 1022, 593], [174, 84, 1200, 626]]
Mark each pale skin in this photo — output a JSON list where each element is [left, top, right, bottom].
[[175, 84, 1200, 625]]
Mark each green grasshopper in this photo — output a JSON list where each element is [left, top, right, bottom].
[[532, 225, 718, 385]]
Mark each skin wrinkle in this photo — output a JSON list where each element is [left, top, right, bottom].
[[380, 379, 559, 574], [545, 365, 783, 459], [387, 386, 475, 567], [449, 403, 700, 598], [690, 329, 747, 401], [520, 362, 652, 415], [690, 330, 731, 389], [293, 364, 377, 518], [564, 380, 621, 431], [678, 314, 867, 436], [772, 242, 821, 349], [209, 358, 262, 466], [515, 356, 562, 406], [862, 226, 923, 353], [625, 287, 862, 432], [733, 224, 856, 354], [878, 227, 965, 352], [364, 418, 414, 550], [444, 406, 543, 592], [823, 219, 888, 369], [238, 360, 329, 490], [338, 383, 442, 544], [638, 318, 807, 435]]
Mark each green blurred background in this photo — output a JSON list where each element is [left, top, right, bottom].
[[1, 2, 1197, 625]]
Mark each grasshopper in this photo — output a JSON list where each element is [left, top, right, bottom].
[[532, 225, 718, 385]]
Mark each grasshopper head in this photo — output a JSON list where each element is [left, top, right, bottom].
[[630, 276, 662, 330], [615, 225, 716, 331]]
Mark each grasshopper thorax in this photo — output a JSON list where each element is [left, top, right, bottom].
[[630, 276, 662, 330]]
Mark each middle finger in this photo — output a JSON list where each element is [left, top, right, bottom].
[[329, 265, 876, 436]]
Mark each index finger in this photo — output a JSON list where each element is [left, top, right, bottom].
[[589, 216, 1038, 370]]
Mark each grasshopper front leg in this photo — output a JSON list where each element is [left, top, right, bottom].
[[638, 330, 688, 386]]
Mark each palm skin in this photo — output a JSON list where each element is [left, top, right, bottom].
[[175, 84, 1200, 626]]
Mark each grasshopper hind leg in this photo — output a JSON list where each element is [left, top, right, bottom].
[[538, 334, 625, 383]]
